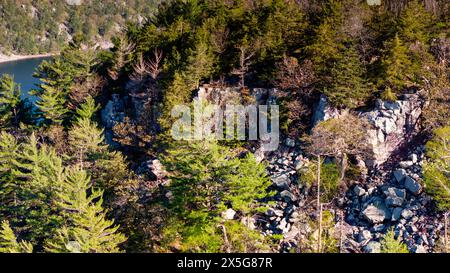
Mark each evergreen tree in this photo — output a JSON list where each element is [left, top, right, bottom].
[[0, 132, 20, 218], [45, 167, 126, 253], [0, 75, 21, 128], [380, 34, 412, 91], [326, 44, 369, 108], [75, 95, 100, 122], [162, 141, 273, 252], [0, 221, 33, 253], [13, 133, 65, 245], [398, 0, 432, 45], [380, 229, 409, 253], [34, 84, 69, 125], [69, 118, 107, 165], [423, 127, 450, 211]]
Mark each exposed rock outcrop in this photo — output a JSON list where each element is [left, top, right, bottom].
[[312, 93, 424, 168], [362, 94, 423, 167]]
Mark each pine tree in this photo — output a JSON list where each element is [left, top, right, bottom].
[[380, 229, 409, 253], [45, 167, 126, 253], [68, 113, 135, 201], [224, 154, 273, 214], [326, 44, 369, 108], [68, 118, 107, 165], [34, 84, 69, 125], [423, 127, 450, 211], [162, 141, 273, 252], [0, 221, 33, 253], [0, 132, 20, 217], [74, 95, 100, 122], [13, 133, 65, 245], [381, 33, 412, 91], [0, 74, 21, 128], [398, 0, 432, 45]]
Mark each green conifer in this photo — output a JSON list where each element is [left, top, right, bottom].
[[380, 229, 409, 253], [45, 167, 126, 253], [0, 221, 33, 253]]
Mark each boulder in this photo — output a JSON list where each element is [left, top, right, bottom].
[[401, 209, 414, 220], [311, 95, 342, 126], [362, 204, 391, 224], [399, 161, 414, 169], [391, 207, 403, 222], [354, 185, 366, 197], [393, 169, 408, 183], [221, 208, 236, 220], [280, 190, 297, 203], [362, 95, 423, 168], [363, 241, 381, 253], [358, 230, 372, 243], [272, 174, 290, 190], [412, 245, 427, 253], [384, 187, 406, 207], [404, 176, 422, 195], [285, 138, 296, 148]]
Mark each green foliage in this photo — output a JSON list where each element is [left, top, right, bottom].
[[0, 0, 160, 55], [380, 87, 397, 102], [0, 132, 20, 217], [380, 229, 409, 253], [161, 141, 273, 252], [12, 133, 65, 245], [380, 34, 412, 91], [398, 0, 432, 45], [326, 44, 369, 108], [0, 221, 33, 253], [32, 45, 100, 125], [301, 210, 338, 253], [424, 127, 450, 211], [34, 84, 69, 124], [45, 167, 126, 253], [75, 96, 100, 121], [300, 160, 340, 203], [0, 75, 21, 128], [69, 118, 107, 158]]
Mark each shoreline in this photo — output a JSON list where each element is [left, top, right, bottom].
[[0, 53, 56, 64]]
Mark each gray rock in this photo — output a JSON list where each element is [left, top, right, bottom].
[[221, 208, 236, 220], [266, 208, 284, 217], [280, 190, 297, 203], [362, 94, 423, 167], [241, 217, 256, 230], [404, 176, 422, 195], [412, 245, 427, 253], [384, 187, 406, 207], [399, 161, 414, 169], [272, 174, 290, 190], [363, 241, 381, 253], [391, 207, 403, 222], [393, 169, 408, 183], [401, 209, 414, 220], [354, 185, 366, 197], [410, 154, 418, 164], [285, 138, 296, 148], [358, 230, 373, 243], [362, 204, 391, 224]]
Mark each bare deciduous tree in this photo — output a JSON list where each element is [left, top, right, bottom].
[[231, 40, 260, 88]]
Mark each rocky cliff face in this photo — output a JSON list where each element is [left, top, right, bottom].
[[312, 93, 424, 168], [102, 85, 439, 253]]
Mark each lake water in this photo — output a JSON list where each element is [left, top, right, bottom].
[[0, 57, 52, 100]]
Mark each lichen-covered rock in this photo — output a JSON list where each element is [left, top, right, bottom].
[[362, 204, 391, 224]]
